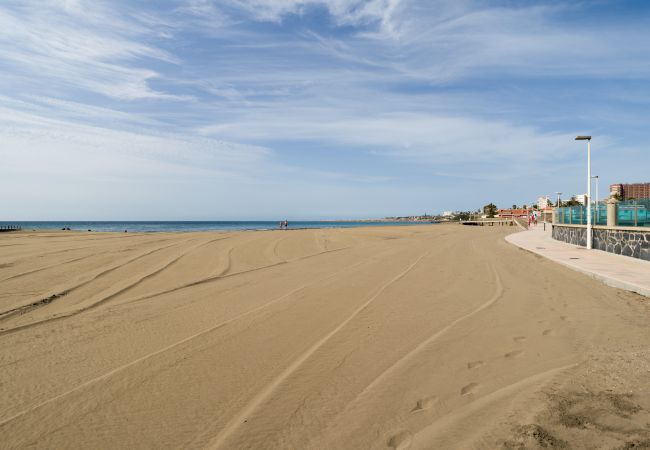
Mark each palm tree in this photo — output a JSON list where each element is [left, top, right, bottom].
[[483, 203, 498, 218]]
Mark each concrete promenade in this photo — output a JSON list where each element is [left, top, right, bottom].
[[506, 222, 650, 298]]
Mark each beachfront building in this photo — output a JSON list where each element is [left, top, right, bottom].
[[497, 208, 529, 218], [574, 194, 587, 205], [537, 196, 550, 210], [610, 182, 650, 200]]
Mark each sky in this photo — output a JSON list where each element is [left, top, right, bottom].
[[1, 0, 649, 220]]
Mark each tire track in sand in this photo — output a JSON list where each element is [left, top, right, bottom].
[[346, 259, 503, 411], [1, 253, 103, 283], [205, 251, 429, 450], [0, 238, 226, 335], [314, 230, 327, 252], [213, 246, 235, 276], [0, 240, 182, 322], [66, 236, 231, 312], [0, 258, 371, 430], [262, 235, 289, 265], [122, 246, 352, 307]]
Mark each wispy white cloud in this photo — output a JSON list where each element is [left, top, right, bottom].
[[220, 0, 402, 31], [173, 0, 233, 33], [197, 109, 575, 166], [0, 1, 181, 100], [386, 3, 648, 82], [0, 100, 271, 179], [209, 1, 650, 83]]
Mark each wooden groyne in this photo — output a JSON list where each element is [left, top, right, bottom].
[[0, 225, 21, 232]]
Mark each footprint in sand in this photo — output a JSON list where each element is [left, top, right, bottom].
[[467, 360, 484, 370], [504, 350, 524, 359], [388, 430, 412, 449], [460, 382, 479, 396], [560, 315, 568, 321], [542, 329, 555, 336], [411, 396, 438, 412], [513, 336, 527, 343]]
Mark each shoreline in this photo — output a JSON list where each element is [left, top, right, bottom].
[[7, 221, 440, 233]]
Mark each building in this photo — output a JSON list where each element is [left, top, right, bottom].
[[497, 208, 529, 218], [442, 211, 454, 217], [610, 183, 650, 200], [574, 194, 587, 205], [537, 196, 550, 210]]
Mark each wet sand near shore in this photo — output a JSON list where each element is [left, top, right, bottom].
[[1, 224, 649, 449]]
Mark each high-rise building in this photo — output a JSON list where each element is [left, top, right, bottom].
[[537, 196, 550, 210], [610, 183, 650, 200]]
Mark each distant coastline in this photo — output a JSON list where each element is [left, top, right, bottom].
[[321, 218, 438, 223]]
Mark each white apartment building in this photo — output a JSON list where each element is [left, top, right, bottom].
[[574, 194, 587, 205], [537, 196, 550, 210]]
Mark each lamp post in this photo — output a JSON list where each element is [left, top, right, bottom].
[[555, 192, 562, 207], [575, 135, 592, 249], [592, 175, 599, 224]]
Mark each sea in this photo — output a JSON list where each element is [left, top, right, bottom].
[[1, 221, 437, 233]]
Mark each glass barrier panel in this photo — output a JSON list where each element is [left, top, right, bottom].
[[555, 202, 649, 227]]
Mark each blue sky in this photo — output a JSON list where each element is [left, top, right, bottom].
[[1, 0, 649, 220]]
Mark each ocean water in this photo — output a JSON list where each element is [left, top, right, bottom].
[[2, 221, 437, 233]]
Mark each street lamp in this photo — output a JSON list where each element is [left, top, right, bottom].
[[592, 175, 599, 224], [575, 135, 592, 249], [555, 191, 562, 207]]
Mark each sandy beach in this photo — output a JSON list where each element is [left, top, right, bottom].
[[1, 224, 649, 449]]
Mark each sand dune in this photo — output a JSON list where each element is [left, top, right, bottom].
[[1, 225, 649, 449]]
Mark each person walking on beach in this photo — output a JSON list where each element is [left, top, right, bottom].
[[284, 220, 289, 230], [279, 221, 284, 230]]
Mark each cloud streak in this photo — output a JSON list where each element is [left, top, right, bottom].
[[0, 1, 180, 100]]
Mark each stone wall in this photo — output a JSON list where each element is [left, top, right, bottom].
[[552, 225, 587, 247], [552, 225, 650, 261]]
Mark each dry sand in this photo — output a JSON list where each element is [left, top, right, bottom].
[[0, 224, 649, 449]]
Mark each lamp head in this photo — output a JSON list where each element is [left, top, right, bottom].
[[575, 135, 592, 141]]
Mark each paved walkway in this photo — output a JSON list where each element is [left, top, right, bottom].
[[505, 223, 650, 298]]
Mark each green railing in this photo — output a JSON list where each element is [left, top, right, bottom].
[[555, 200, 650, 227]]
